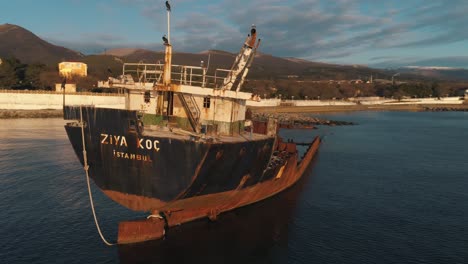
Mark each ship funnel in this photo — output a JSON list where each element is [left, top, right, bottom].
[[247, 25, 257, 47]]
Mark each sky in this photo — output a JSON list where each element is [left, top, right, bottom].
[[2, 0, 468, 68]]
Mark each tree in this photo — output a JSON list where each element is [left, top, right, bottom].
[[431, 81, 441, 98], [74, 75, 100, 92], [24, 63, 46, 89], [39, 71, 62, 90], [0, 57, 23, 89]]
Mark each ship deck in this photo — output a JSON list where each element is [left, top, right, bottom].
[[143, 126, 273, 143]]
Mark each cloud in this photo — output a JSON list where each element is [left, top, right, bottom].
[[44, 33, 156, 54], [369, 56, 403, 61], [371, 56, 468, 69], [157, 0, 468, 60], [164, 0, 391, 58], [172, 14, 242, 53], [385, 1, 468, 48], [44, 0, 468, 68]]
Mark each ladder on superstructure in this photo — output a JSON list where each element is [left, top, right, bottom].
[[178, 93, 200, 133]]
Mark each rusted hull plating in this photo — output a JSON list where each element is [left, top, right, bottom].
[[64, 106, 275, 211], [118, 136, 321, 244]]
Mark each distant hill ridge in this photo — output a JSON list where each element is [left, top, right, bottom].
[[102, 48, 389, 81], [0, 23, 82, 65]]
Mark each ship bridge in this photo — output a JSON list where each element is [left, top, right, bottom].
[[99, 62, 257, 136], [97, 25, 261, 137]]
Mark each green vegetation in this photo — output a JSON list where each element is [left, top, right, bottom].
[[0, 56, 120, 92], [0, 57, 60, 90], [244, 78, 467, 100]]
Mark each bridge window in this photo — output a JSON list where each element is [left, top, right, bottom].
[[203, 97, 211, 108], [144, 91, 151, 103]]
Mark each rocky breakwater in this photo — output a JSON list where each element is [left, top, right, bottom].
[[252, 112, 355, 129], [0, 109, 63, 119], [423, 105, 468, 112]]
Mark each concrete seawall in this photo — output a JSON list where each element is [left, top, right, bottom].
[[1, 90, 465, 118], [0, 90, 125, 110]]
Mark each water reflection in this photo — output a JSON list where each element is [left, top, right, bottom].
[[118, 163, 316, 264]]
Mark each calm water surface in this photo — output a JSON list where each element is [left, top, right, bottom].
[[0, 112, 467, 263]]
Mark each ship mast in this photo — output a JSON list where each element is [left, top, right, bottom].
[[166, 1, 171, 44], [156, 1, 173, 116], [162, 0, 172, 87]]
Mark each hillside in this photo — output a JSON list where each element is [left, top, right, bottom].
[[0, 24, 82, 65], [397, 66, 468, 81], [103, 48, 390, 81]]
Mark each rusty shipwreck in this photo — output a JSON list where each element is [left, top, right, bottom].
[[63, 5, 320, 245]]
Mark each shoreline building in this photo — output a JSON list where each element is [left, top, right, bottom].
[[56, 62, 87, 92], [58, 62, 87, 78]]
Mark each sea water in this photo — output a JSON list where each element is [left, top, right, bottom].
[[0, 112, 467, 263]]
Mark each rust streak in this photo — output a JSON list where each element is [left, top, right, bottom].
[[174, 145, 212, 200], [103, 190, 167, 212]]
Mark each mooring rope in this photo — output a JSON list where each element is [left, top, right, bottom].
[[80, 106, 115, 246]]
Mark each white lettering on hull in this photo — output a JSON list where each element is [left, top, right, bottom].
[[100, 133, 160, 162], [100, 133, 160, 151]]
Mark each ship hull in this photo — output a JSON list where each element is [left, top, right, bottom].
[[118, 136, 321, 244], [64, 106, 275, 211]]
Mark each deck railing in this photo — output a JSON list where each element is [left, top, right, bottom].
[[121, 63, 231, 89], [0, 89, 122, 96]]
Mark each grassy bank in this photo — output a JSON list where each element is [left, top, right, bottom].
[[0, 109, 63, 119]]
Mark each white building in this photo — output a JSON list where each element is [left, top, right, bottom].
[[58, 62, 88, 78]]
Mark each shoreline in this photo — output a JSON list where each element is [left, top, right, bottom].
[[250, 103, 468, 114], [1, 103, 467, 119], [0, 109, 63, 119]]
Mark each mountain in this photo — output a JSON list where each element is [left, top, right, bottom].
[[398, 66, 468, 81], [102, 48, 389, 81], [2, 23, 466, 82], [101, 48, 139, 57], [0, 23, 82, 65]]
